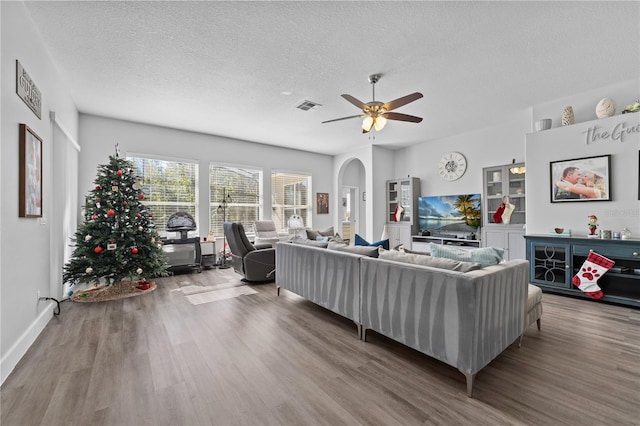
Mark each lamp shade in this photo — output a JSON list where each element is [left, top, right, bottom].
[[288, 214, 304, 229], [362, 116, 374, 132], [374, 116, 387, 131]]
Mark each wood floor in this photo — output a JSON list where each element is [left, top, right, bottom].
[[2, 267, 639, 426]]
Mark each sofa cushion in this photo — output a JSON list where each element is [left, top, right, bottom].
[[328, 241, 379, 258], [319, 226, 335, 236], [315, 236, 331, 242], [429, 243, 504, 267], [292, 237, 328, 248], [379, 248, 481, 272], [394, 244, 431, 255], [330, 233, 346, 244], [305, 228, 320, 240], [354, 234, 390, 250]]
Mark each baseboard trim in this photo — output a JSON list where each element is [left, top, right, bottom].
[[0, 302, 54, 385]]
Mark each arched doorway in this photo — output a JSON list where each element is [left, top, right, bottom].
[[337, 158, 366, 243]]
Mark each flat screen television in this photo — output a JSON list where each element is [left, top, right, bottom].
[[418, 194, 481, 236]]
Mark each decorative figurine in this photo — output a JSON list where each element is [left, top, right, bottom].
[[595, 98, 616, 118], [562, 106, 575, 126], [588, 214, 598, 235]]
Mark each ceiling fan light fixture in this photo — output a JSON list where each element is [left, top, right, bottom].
[[374, 115, 387, 131], [362, 116, 374, 132]]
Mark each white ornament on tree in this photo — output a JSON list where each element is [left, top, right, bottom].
[[85, 235, 92, 241], [85, 267, 93, 274], [136, 268, 143, 275]]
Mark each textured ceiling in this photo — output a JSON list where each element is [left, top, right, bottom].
[[23, 1, 640, 155]]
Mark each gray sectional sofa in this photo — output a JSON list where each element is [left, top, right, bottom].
[[275, 241, 529, 397]]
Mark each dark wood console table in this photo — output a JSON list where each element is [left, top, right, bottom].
[[524, 235, 640, 308]]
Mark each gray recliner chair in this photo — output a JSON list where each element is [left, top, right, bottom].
[[223, 222, 276, 283]]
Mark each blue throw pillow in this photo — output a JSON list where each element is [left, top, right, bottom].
[[354, 234, 390, 250]]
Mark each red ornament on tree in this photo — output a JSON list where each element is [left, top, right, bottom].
[[107, 209, 115, 216], [122, 201, 128, 207], [95, 185, 101, 190], [91, 214, 98, 220], [139, 193, 145, 200], [131, 247, 139, 254], [116, 170, 123, 176], [94, 246, 103, 254], [137, 213, 142, 219]]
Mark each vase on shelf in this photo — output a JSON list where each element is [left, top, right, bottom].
[[562, 106, 575, 126]]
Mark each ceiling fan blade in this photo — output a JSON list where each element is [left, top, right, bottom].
[[383, 92, 423, 111], [385, 112, 423, 123], [341, 94, 368, 110], [321, 114, 362, 124]]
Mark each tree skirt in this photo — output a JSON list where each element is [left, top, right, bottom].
[[71, 280, 156, 303]]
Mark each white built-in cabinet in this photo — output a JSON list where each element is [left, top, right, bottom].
[[481, 163, 526, 260], [386, 177, 420, 248]]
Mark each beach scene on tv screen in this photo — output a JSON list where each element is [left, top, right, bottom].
[[418, 194, 481, 234]]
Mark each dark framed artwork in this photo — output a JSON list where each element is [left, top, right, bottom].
[[316, 192, 329, 214], [550, 154, 611, 203], [19, 123, 43, 217]]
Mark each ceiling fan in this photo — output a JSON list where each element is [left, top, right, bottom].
[[322, 74, 423, 133]]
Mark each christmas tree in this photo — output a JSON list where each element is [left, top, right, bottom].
[[63, 148, 168, 288]]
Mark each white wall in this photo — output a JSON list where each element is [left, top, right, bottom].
[[395, 110, 532, 198], [78, 114, 334, 237], [526, 113, 640, 236], [1, 2, 79, 384]]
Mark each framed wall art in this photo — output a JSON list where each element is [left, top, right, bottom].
[[19, 123, 43, 217], [550, 154, 611, 203], [316, 192, 329, 214]]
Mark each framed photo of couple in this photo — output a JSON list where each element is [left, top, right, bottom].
[[550, 154, 611, 203]]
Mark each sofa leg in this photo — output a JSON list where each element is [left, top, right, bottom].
[[361, 327, 368, 342], [536, 318, 541, 331], [355, 322, 361, 339], [518, 334, 524, 348], [276, 286, 280, 296], [465, 372, 475, 398]]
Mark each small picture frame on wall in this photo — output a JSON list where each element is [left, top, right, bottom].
[[19, 123, 43, 217], [550, 154, 611, 203], [316, 192, 329, 214]]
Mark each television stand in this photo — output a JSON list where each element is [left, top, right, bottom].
[[412, 235, 481, 253]]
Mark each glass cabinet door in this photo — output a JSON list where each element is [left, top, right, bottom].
[[483, 163, 526, 225], [399, 179, 412, 222], [529, 242, 572, 288]]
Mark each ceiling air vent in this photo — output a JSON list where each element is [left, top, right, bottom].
[[295, 100, 322, 111]]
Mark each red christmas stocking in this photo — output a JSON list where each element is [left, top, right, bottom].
[[493, 203, 505, 223], [572, 251, 614, 300], [393, 205, 404, 222]]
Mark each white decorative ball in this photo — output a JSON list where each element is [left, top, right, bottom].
[[85, 235, 92, 241], [85, 267, 93, 274], [136, 268, 143, 275], [138, 226, 144, 231], [596, 98, 616, 118]]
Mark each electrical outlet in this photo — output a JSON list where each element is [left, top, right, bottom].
[[36, 291, 41, 302]]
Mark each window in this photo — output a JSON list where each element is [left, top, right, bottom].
[[271, 172, 311, 232], [127, 155, 198, 235], [210, 164, 263, 237]]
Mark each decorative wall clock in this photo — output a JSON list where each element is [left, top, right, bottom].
[[438, 152, 467, 181]]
